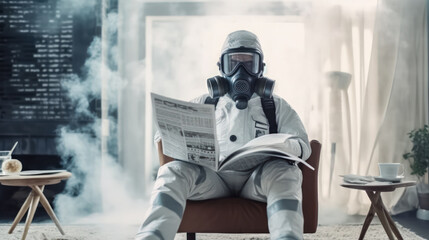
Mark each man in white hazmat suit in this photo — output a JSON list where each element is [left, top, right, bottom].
[[136, 30, 311, 240]]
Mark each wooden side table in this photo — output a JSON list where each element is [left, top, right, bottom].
[[341, 181, 416, 240], [0, 171, 72, 240]]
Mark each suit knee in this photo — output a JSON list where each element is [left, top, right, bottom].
[[261, 160, 302, 185], [156, 161, 206, 188]]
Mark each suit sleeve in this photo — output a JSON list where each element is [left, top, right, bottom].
[[275, 97, 311, 160]]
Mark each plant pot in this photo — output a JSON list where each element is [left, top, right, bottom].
[[416, 182, 429, 220], [417, 208, 429, 220], [418, 192, 429, 210]]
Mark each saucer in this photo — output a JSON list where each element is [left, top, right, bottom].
[[374, 176, 404, 183]]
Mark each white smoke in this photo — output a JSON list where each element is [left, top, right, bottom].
[[54, 1, 147, 225]]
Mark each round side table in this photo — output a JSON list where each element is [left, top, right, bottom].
[[341, 181, 416, 240], [0, 171, 72, 240]]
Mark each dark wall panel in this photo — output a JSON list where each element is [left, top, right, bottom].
[[0, 0, 99, 155]]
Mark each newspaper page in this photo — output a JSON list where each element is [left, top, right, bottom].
[[219, 134, 314, 171], [151, 92, 218, 170], [220, 146, 314, 171]]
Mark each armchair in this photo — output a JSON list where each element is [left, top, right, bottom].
[[157, 140, 321, 240]]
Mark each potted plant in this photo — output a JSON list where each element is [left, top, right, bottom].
[[403, 124, 429, 220]]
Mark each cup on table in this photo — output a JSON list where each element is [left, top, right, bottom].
[[0, 151, 11, 172], [378, 163, 404, 179]]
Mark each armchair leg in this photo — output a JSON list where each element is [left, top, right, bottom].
[[187, 232, 196, 240]]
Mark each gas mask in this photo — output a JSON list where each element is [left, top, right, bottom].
[[207, 48, 275, 109]]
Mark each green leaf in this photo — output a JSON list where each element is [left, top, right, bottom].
[[403, 125, 429, 177]]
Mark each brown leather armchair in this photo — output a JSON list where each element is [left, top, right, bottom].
[[157, 140, 321, 240]]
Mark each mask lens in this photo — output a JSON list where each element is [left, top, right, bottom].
[[222, 52, 260, 75]]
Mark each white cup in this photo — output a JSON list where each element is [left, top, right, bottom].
[[0, 151, 11, 172], [378, 163, 404, 179]]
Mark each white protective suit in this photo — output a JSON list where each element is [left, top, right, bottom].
[[136, 93, 311, 240]]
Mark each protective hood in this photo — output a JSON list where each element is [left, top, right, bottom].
[[221, 30, 263, 56]]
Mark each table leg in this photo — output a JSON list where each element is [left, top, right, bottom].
[[21, 187, 43, 240], [30, 185, 65, 235], [380, 198, 404, 240], [366, 191, 394, 240], [359, 203, 376, 240], [8, 190, 34, 234]]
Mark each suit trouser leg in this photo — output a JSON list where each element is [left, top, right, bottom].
[[136, 161, 230, 240], [240, 160, 304, 240]]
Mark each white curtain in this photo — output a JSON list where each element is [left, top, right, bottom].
[[306, 0, 428, 215]]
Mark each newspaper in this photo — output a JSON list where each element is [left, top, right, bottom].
[[152, 93, 218, 170], [151, 93, 314, 171]]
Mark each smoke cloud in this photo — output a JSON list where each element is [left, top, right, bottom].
[[54, 0, 147, 225]]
